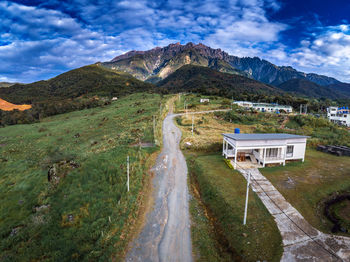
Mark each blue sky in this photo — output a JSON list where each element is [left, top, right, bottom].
[[0, 0, 350, 83]]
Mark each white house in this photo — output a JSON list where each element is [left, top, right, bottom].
[[200, 98, 210, 103], [327, 106, 350, 127], [222, 133, 308, 169], [233, 101, 293, 113]]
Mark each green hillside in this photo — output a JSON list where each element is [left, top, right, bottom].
[[277, 78, 346, 99], [0, 93, 167, 261], [157, 64, 283, 98], [0, 65, 154, 104]]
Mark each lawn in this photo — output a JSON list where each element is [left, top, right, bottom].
[[186, 153, 283, 261], [0, 93, 169, 261], [261, 149, 350, 235]]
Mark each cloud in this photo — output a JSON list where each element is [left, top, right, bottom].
[[289, 24, 350, 82], [1, 0, 349, 83]]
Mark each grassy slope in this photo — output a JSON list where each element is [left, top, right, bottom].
[[0, 93, 167, 261], [186, 153, 283, 261], [157, 65, 283, 97], [0, 65, 154, 104], [261, 149, 350, 235]]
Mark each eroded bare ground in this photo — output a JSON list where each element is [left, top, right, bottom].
[[125, 113, 192, 262], [239, 168, 350, 262]]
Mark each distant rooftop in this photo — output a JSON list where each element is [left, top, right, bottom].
[[222, 133, 308, 141]]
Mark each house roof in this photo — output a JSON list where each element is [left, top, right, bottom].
[[222, 133, 308, 141]]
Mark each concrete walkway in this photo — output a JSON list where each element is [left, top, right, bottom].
[[238, 168, 350, 262]]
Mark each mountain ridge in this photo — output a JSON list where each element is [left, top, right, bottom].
[[103, 42, 344, 88]]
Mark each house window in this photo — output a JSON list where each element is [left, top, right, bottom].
[[266, 148, 278, 158], [286, 145, 294, 157]]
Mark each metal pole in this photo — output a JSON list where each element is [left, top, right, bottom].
[[127, 156, 130, 192], [243, 172, 251, 225], [192, 115, 194, 136], [153, 115, 156, 144]]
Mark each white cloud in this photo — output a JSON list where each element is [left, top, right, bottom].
[[288, 24, 350, 82]]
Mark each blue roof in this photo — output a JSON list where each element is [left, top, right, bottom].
[[222, 133, 308, 141]]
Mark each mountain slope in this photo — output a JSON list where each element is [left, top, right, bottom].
[[157, 65, 283, 98], [0, 65, 154, 104], [102, 43, 247, 82], [277, 79, 343, 99], [326, 82, 350, 97], [103, 42, 342, 87], [0, 82, 16, 88]]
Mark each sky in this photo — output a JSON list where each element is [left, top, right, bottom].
[[0, 0, 350, 83]]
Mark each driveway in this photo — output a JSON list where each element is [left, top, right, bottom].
[[125, 113, 193, 262], [239, 168, 350, 262]]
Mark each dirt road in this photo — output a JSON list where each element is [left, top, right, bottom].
[[126, 113, 193, 262]]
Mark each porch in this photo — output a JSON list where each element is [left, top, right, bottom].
[[223, 138, 286, 169]]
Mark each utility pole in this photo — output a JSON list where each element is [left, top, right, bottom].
[[153, 115, 156, 144], [191, 115, 194, 136], [231, 96, 233, 110], [127, 156, 130, 192], [243, 172, 251, 225], [300, 104, 302, 114]]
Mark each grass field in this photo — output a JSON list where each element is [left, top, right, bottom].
[[175, 108, 350, 260], [261, 149, 350, 235], [174, 93, 231, 113], [186, 153, 283, 261], [0, 93, 168, 261]]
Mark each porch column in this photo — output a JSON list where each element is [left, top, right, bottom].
[[234, 146, 237, 169], [225, 140, 228, 159], [283, 146, 286, 166], [222, 138, 225, 156], [263, 148, 266, 167]]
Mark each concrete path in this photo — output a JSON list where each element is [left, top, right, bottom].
[[125, 113, 192, 262], [238, 168, 350, 262]]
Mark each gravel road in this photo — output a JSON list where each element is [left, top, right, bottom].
[[126, 113, 193, 262]]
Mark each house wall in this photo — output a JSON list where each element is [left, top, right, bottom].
[[287, 142, 306, 160]]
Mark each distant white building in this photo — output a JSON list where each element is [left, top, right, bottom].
[[222, 133, 307, 169], [233, 101, 293, 113], [327, 106, 350, 127], [111, 97, 118, 101], [200, 98, 210, 103]]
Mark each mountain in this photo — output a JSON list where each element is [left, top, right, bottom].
[[0, 82, 16, 88], [102, 43, 247, 82], [0, 65, 153, 104], [277, 79, 343, 99], [102, 42, 343, 87], [157, 65, 283, 98], [326, 82, 350, 97]]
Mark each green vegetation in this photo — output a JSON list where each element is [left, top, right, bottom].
[[174, 93, 231, 113], [261, 149, 350, 235], [215, 110, 350, 146], [328, 199, 350, 231], [0, 65, 154, 104], [0, 65, 155, 126], [0, 93, 167, 261], [187, 153, 283, 261]]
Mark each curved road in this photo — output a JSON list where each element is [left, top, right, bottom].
[[126, 113, 193, 262]]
